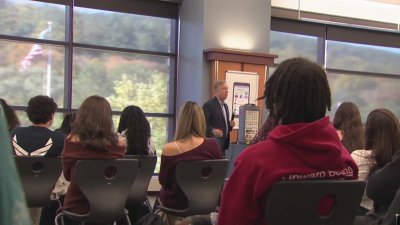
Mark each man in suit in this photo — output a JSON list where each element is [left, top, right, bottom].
[[203, 80, 235, 154]]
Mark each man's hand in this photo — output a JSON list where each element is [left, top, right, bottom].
[[229, 119, 235, 127], [212, 128, 223, 137]]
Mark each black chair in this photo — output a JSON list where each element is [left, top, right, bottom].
[[370, 186, 400, 225], [55, 159, 139, 225], [158, 159, 229, 217], [124, 155, 157, 208], [265, 180, 365, 225], [15, 156, 62, 207]]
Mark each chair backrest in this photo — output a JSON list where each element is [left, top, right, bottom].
[[14, 156, 62, 207], [124, 155, 157, 207], [175, 159, 229, 217], [380, 186, 400, 225], [265, 180, 365, 225], [74, 159, 139, 223]]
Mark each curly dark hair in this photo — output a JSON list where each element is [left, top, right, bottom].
[[251, 57, 331, 144], [117, 105, 151, 155], [0, 98, 20, 131], [26, 95, 57, 124], [333, 102, 365, 153]]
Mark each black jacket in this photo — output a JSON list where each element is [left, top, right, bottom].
[[202, 97, 233, 150]]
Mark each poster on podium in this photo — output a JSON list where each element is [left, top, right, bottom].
[[225, 70, 259, 129]]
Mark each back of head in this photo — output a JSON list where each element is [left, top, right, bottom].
[[264, 57, 331, 126], [333, 102, 365, 152], [72, 95, 117, 149], [0, 98, 20, 131], [366, 108, 400, 171], [26, 95, 57, 125], [117, 105, 150, 155], [57, 112, 76, 135], [175, 101, 206, 140]]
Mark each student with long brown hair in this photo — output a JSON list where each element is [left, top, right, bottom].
[[158, 101, 222, 225], [365, 109, 400, 215], [353, 108, 400, 225], [333, 101, 365, 153], [60, 96, 125, 225]]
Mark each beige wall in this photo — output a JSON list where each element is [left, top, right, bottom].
[[177, 0, 271, 116]]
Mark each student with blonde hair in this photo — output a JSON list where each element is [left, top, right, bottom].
[[158, 101, 222, 225]]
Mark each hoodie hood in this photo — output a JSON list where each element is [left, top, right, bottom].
[[268, 116, 349, 169]]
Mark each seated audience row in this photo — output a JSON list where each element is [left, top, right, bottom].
[[5, 95, 157, 225], [4, 57, 400, 225]]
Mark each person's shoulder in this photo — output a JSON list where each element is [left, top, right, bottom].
[[50, 130, 66, 142], [10, 126, 23, 135], [351, 149, 370, 158], [162, 142, 179, 156], [203, 97, 216, 107], [238, 140, 275, 161], [204, 138, 219, 148]]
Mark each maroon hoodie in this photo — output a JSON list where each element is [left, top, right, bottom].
[[218, 116, 358, 225]]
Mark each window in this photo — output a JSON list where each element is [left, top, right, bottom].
[[326, 41, 400, 75], [328, 72, 400, 119], [270, 17, 400, 121], [0, 39, 65, 106], [0, 0, 179, 173], [270, 31, 318, 64]]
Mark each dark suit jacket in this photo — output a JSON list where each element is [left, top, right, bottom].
[[203, 96, 233, 150]]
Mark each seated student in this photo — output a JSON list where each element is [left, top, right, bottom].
[[217, 58, 358, 225], [116, 105, 155, 224], [117, 105, 156, 156], [10, 95, 65, 225], [59, 96, 125, 225], [355, 108, 400, 225], [10, 95, 65, 157], [333, 101, 365, 153], [40, 112, 76, 225], [158, 101, 222, 225]]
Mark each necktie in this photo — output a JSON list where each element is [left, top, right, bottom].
[[221, 103, 228, 136]]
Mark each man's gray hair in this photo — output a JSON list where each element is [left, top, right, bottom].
[[213, 80, 227, 92]]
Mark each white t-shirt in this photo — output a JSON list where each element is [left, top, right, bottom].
[[351, 149, 374, 210]]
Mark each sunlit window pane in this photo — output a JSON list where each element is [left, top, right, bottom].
[[326, 41, 400, 75], [0, 0, 65, 41], [270, 31, 318, 64], [72, 48, 173, 113], [0, 40, 65, 107], [74, 7, 175, 52], [328, 72, 400, 120]]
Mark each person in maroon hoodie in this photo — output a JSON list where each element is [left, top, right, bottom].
[[59, 96, 125, 225], [217, 58, 358, 225]]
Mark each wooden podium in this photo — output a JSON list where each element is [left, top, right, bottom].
[[204, 48, 277, 143]]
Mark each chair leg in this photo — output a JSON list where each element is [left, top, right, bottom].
[[145, 198, 153, 212], [125, 210, 132, 225], [55, 213, 64, 225]]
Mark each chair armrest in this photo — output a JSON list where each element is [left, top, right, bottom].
[[57, 210, 90, 221], [157, 205, 188, 215]]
